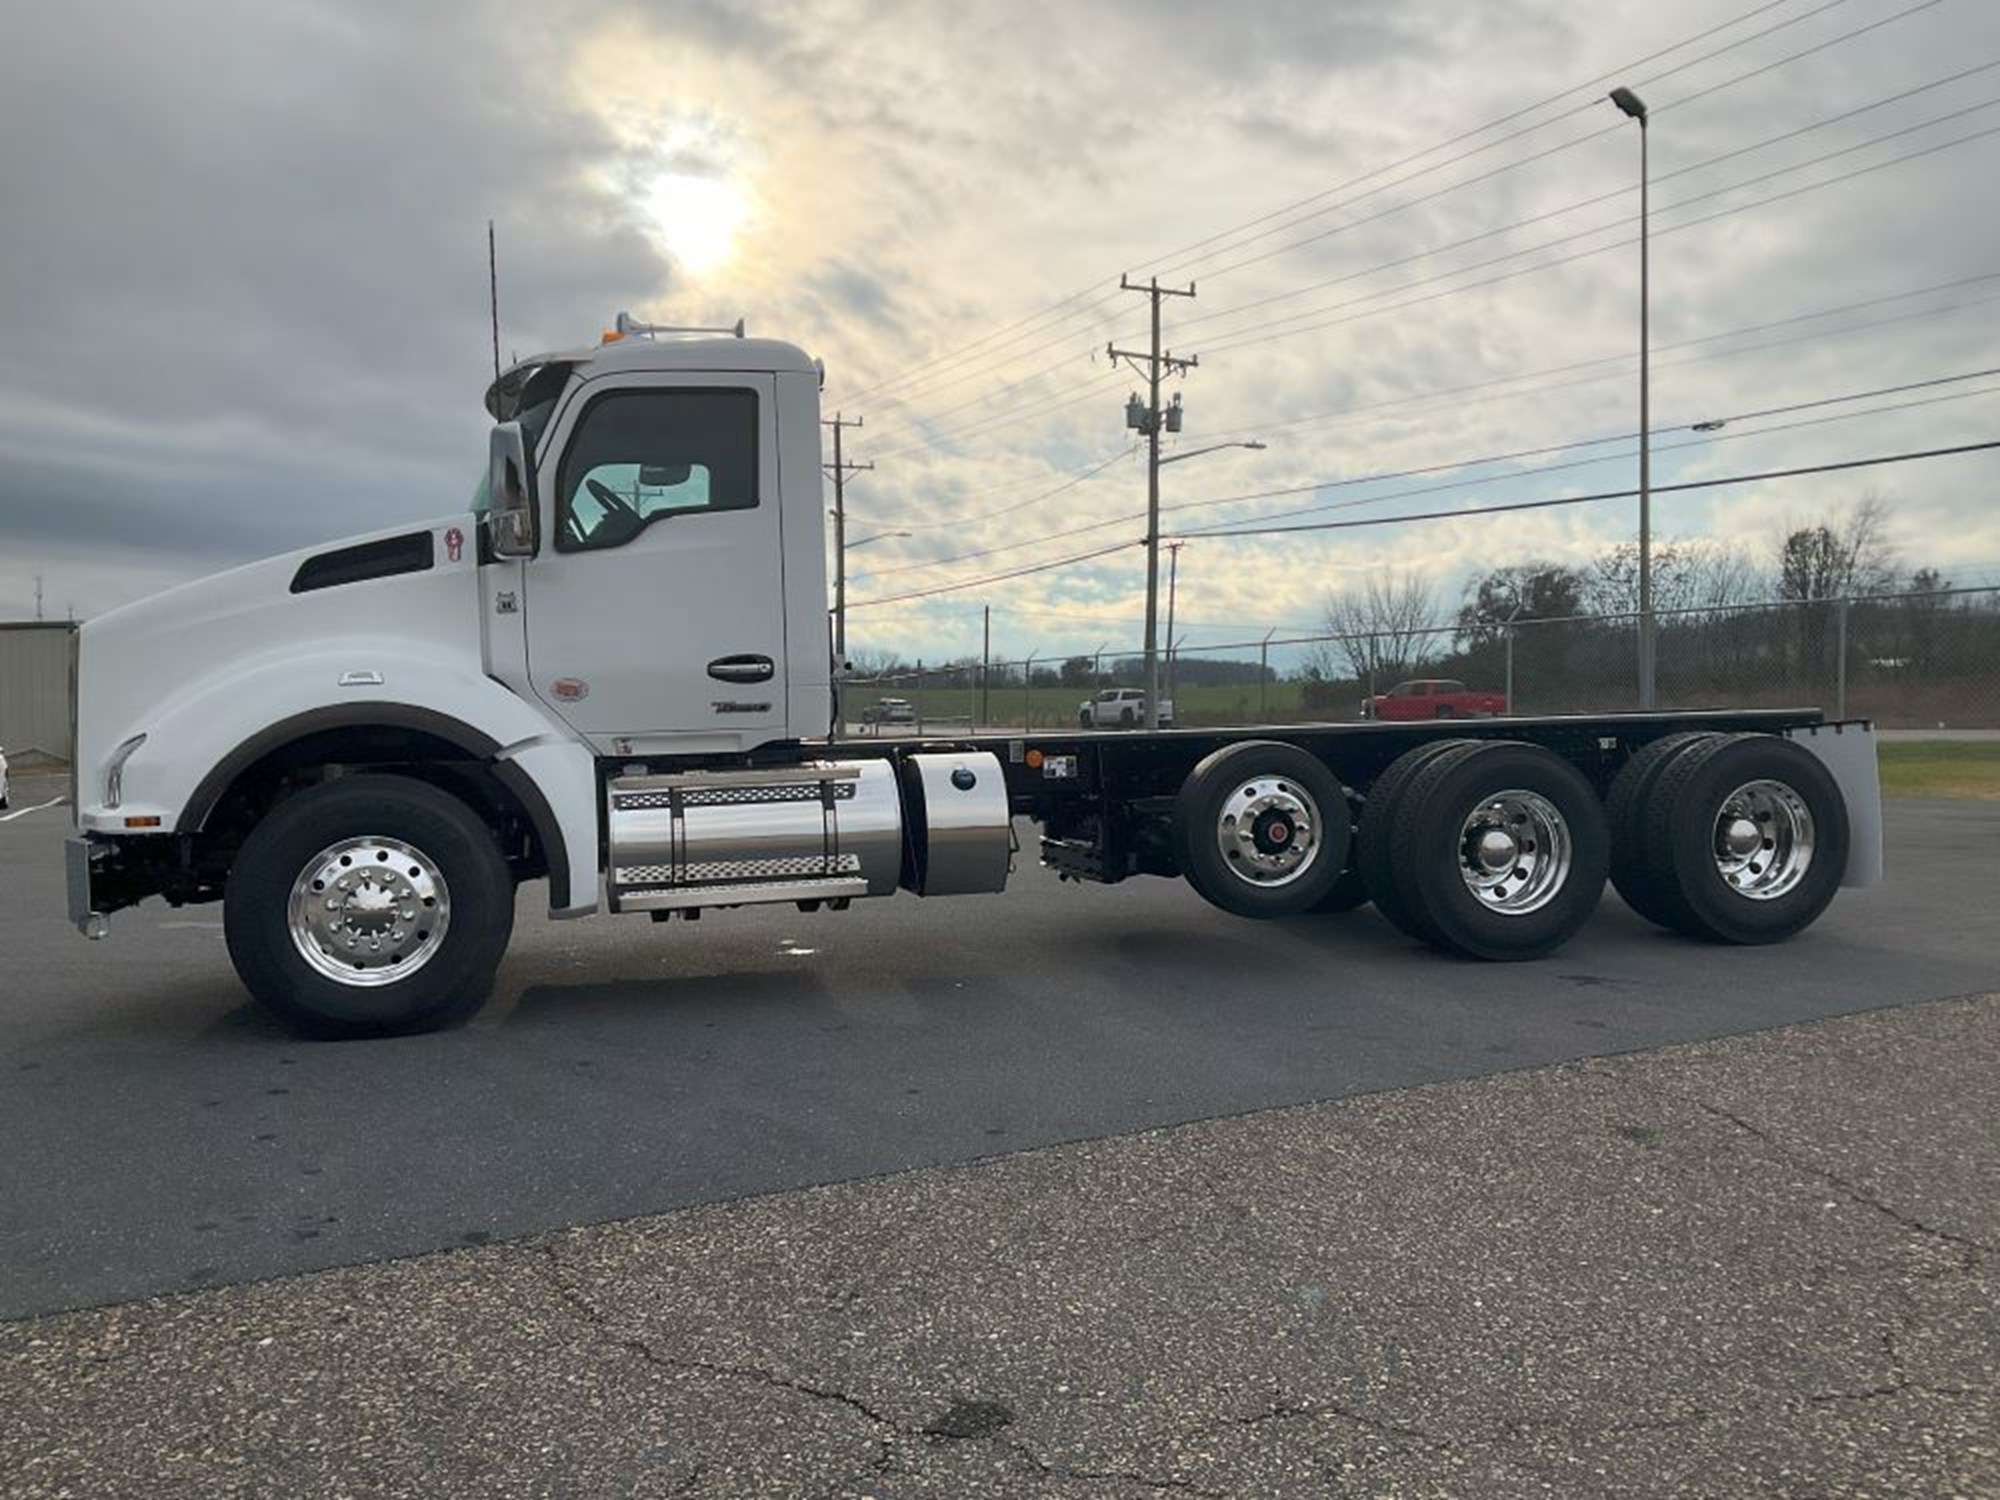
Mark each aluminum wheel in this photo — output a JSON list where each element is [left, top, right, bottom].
[[286, 835, 451, 986], [1215, 777, 1322, 887], [1457, 789, 1572, 915], [1711, 778, 1814, 900]]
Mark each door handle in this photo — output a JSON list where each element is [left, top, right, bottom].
[[708, 654, 775, 684]]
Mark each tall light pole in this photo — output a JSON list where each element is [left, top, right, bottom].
[[1609, 84, 1656, 708]]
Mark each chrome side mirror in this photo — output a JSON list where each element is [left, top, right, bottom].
[[488, 422, 536, 558]]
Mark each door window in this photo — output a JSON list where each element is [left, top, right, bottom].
[[556, 388, 759, 552]]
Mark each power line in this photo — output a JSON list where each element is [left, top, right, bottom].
[[1175, 380, 2000, 534], [863, 50, 1991, 456], [852, 371, 2000, 579], [1180, 439, 2000, 541], [1194, 108, 2000, 356], [847, 437, 2000, 609], [847, 538, 1145, 610], [1178, 59, 2000, 333], [1138, 0, 1863, 282], [1199, 275, 2000, 444], [1198, 120, 2000, 359], [832, 0, 1858, 416], [865, 444, 1137, 532]]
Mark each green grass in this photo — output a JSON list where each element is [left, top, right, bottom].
[[1876, 741, 2000, 800]]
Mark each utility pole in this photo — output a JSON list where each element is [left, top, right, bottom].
[[1163, 540, 1184, 713], [822, 411, 872, 731], [1109, 275, 1197, 730], [981, 605, 991, 728]]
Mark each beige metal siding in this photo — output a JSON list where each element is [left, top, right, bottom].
[[0, 623, 78, 762]]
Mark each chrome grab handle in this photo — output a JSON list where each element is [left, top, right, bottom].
[[707, 654, 775, 684]]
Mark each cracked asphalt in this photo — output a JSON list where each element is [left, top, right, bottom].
[[4, 994, 1995, 1499]]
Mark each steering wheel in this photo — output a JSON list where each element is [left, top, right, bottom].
[[586, 477, 642, 522]]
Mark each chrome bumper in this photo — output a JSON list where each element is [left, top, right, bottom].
[[65, 837, 109, 938]]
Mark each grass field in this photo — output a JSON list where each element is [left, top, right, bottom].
[[1877, 741, 2000, 800]]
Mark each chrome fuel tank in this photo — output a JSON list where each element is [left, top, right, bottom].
[[605, 760, 902, 912], [900, 751, 1012, 895]]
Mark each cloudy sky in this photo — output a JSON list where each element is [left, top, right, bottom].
[[4, 0, 1997, 668]]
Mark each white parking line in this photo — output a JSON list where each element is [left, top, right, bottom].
[[0, 796, 68, 823]]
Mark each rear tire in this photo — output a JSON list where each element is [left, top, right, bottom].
[[1309, 864, 1371, 914], [1174, 741, 1351, 918], [1605, 732, 1723, 929], [1388, 740, 1610, 961], [1355, 739, 1475, 940], [1638, 734, 1848, 944], [225, 774, 515, 1038]]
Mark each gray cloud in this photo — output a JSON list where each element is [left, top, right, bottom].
[[2, 0, 1997, 664]]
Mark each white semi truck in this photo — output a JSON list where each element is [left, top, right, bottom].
[[65, 316, 1882, 1037]]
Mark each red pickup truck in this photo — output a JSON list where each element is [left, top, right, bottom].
[[1361, 678, 1508, 720]]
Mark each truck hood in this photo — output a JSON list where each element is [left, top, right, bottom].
[[75, 516, 485, 815]]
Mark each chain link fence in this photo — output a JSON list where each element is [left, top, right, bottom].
[[842, 585, 2000, 731]]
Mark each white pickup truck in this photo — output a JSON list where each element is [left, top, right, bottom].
[[63, 313, 1882, 1038], [1078, 688, 1173, 728]]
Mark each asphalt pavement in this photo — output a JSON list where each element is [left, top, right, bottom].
[[2, 785, 1998, 1323], [5, 994, 1994, 1498]]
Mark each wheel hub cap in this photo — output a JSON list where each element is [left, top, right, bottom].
[[287, 836, 452, 987], [1217, 779, 1322, 887], [1712, 779, 1813, 901], [1458, 790, 1571, 915]]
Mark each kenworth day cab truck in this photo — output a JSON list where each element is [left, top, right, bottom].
[[65, 317, 1883, 1037]]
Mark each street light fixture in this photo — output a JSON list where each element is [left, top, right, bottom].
[[846, 529, 911, 550], [1158, 439, 1267, 467], [1608, 83, 1656, 709]]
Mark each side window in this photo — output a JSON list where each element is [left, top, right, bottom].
[[556, 388, 758, 553]]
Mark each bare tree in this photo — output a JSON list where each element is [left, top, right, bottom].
[[1774, 494, 1900, 603], [1585, 539, 1763, 618], [1773, 495, 1901, 679], [1315, 569, 1440, 687], [844, 647, 906, 680]]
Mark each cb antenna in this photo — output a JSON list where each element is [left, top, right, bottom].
[[487, 220, 501, 381]]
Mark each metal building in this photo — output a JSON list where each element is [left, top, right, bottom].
[[0, 622, 77, 763]]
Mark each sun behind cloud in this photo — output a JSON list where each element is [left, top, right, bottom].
[[640, 168, 746, 275]]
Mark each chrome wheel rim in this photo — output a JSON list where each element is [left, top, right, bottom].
[[287, 836, 451, 986], [1458, 789, 1571, 915], [1712, 779, 1813, 901], [1216, 777, 1323, 887]]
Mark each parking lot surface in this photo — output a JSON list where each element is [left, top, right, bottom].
[[6, 993, 1994, 1498], [2, 787, 1998, 1321]]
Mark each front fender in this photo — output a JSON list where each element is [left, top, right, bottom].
[[79, 645, 600, 916]]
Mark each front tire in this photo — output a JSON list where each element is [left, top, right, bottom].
[[224, 775, 515, 1038]]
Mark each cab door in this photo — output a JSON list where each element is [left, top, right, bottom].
[[522, 372, 788, 753]]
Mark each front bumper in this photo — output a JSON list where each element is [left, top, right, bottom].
[[65, 837, 109, 938]]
